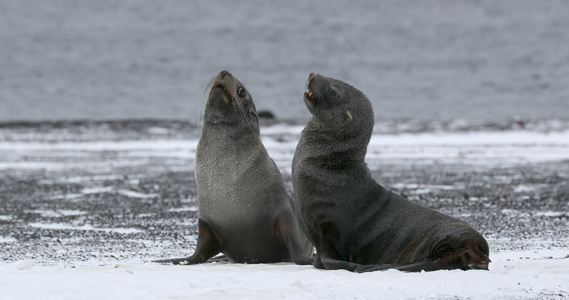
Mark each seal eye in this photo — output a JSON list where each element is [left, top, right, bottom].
[[238, 87, 246, 98], [328, 88, 337, 98]]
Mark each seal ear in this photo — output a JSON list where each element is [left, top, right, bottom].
[[346, 110, 353, 121]]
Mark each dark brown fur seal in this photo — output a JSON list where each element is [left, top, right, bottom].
[[155, 70, 313, 265], [292, 73, 490, 272]]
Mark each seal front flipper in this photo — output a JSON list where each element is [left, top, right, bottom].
[[314, 222, 362, 271], [320, 257, 362, 272], [206, 255, 230, 263], [153, 219, 221, 265], [312, 250, 361, 271], [276, 210, 314, 265]]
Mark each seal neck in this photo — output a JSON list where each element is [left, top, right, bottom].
[[200, 120, 261, 148], [301, 117, 370, 163]]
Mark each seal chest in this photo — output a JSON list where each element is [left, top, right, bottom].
[[292, 72, 490, 272], [155, 70, 313, 265]]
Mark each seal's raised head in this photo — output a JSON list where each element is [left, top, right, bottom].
[[206, 70, 259, 131], [304, 73, 374, 138]]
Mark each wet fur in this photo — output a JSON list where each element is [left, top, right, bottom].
[[155, 70, 313, 265], [292, 73, 490, 272]]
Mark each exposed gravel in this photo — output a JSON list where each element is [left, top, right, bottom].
[[1, 120, 567, 266]]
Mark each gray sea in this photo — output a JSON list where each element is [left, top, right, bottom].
[[1, 0, 568, 122]]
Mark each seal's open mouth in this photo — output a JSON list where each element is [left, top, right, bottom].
[[303, 87, 316, 113], [304, 89, 315, 100], [304, 78, 315, 102], [304, 73, 317, 103]]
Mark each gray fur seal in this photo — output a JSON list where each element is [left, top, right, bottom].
[[156, 70, 313, 265], [292, 73, 490, 272]]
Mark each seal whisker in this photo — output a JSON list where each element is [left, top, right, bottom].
[[198, 76, 216, 137], [234, 97, 259, 139]]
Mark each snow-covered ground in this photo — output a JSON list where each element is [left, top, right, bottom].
[[2, 249, 568, 300], [0, 120, 568, 299], [2, 120, 569, 172]]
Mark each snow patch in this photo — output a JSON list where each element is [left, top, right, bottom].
[[167, 206, 199, 213], [2, 129, 569, 172], [81, 186, 114, 194], [0, 236, 17, 243], [28, 223, 143, 234], [117, 189, 159, 199], [13, 260, 35, 270], [534, 211, 567, 218], [24, 210, 87, 218], [48, 194, 84, 200]]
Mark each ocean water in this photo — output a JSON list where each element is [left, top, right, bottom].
[[1, 0, 568, 122]]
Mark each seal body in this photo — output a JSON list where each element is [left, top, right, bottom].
[[156, 70, 313, 265], [292, 73, 490, 272]]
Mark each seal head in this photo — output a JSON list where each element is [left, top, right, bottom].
[[205, 70, 259, 132], [304, 73, 373, 137]]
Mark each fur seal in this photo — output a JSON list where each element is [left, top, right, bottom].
[[156, 70, 313, 265], [292, 73, 490, 272]]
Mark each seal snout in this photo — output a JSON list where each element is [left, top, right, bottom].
[[308, 72, 318, 81], [220, 70, 231, 79], [305, 72, 319, 102], [209, 70, 237, 104], [217, 70, 233, 82], [307, 72, 318, 88]]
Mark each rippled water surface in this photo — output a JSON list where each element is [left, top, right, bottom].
[[1, 0, 568, 122]]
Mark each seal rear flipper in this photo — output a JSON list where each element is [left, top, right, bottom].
[[314, 248, 359, 270], [355, 248, 491, 273], [435, 245, 491, 271], [355, 258, 445, 273], [153, 219, 222, 265]]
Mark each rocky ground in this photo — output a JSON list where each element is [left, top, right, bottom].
[[1, 119, 568, 266]]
